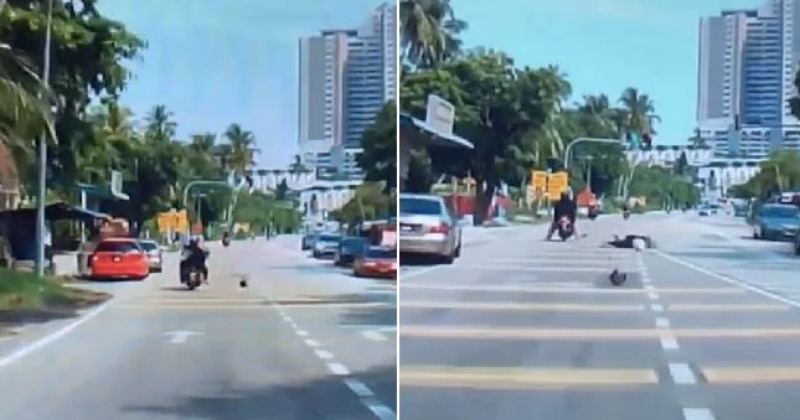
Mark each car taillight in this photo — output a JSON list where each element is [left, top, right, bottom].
[[428, 223, 450, 234]]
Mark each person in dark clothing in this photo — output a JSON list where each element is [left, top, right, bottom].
[[546, 190, 578, 240], [180, 238, 209, 283]]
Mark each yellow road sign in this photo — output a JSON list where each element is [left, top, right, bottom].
[[156, 212, 174, 233], [531, 171, 548, 189], [175, 209, 189, 233], [546, 171, 569, 200]]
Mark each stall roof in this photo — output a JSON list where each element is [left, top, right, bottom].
[[400, 113, 474, 149], [0, 202, 111, 222]]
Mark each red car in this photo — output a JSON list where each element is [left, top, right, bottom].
[[354, 246, 397, 279], [89, 238, 149, 280]]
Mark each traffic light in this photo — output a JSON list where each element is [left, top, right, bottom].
[[642, 132, 652, 149]]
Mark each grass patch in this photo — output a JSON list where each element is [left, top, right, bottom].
[[0, 268, 110, 312]]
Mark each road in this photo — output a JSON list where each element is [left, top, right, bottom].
[[399, 212, 800, 420], [0, 236, 396, 420]]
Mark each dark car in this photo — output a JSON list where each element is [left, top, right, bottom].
[[334, 236, 368, 267], [753, 204, 800, 241]]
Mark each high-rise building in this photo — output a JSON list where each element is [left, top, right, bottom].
[[297, 3, 397, 177], [696, 0, 800, 157]]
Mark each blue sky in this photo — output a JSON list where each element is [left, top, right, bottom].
[[454, 0, 760, 145], [100, 0, 386, 168]]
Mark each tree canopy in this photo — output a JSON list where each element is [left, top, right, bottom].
[[399, 0, 699, 220]]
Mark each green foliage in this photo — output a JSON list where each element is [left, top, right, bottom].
[[399, 1, 683, 223], [329, 182, 395, 226], [358, 100, 396, 191], [231, 191, 300, 234], [730, 150, 800, 199], [628, 166, 700, 209]]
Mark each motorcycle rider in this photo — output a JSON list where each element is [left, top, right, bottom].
[[546, 190, 578, 240], [181, 237, 209, 284]]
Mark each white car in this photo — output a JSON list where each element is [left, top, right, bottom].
[[398, 193, 462, 264]]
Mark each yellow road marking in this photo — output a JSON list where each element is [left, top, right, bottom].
[[117, 302, 389, 310], [401, 301, 644, 312], [400, 366, 658, 389], [667, 304, 788, 311], [451, 266, 621, 272], [703, 367, 800, 383], [400, 301, 784, 313], [400, 326, 800, 339], [401, 284, 744, 294]]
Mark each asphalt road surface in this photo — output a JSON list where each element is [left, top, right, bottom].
[[399, 212, 800, 420], [0, 236, 396, 420]]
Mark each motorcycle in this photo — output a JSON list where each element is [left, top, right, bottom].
[[179, 247, 208, 290], [221, 236, 230, 247], [623, 210, 631, 220], [183, 266, 203, 290], [557, 216, 574, 241]]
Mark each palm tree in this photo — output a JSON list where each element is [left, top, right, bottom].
[[223, 123, 258, 180], [289, 154, 307, 173], [618, 87, 660, 137], [399, 0, 467, 68], [144, 105, 177, 143]]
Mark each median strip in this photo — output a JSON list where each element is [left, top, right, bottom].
[[400, 366, 659, 389]]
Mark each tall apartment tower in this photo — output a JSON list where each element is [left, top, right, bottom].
[[697, 0, 800, 157], [297, 3, 397, 176], [698, 0, 800, 126]]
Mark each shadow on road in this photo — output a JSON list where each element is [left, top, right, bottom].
[[120, 364, 397, 420]]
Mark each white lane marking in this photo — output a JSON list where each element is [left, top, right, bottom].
[[683, 408, 716, 420], [327, 362, 351, 375], [315, 349, 334, 360], [361, 330, 388, 342], [343, 378, 375, 398], [0, 300, 112, 368], [162, 330, 204, 344], [648, 292, 659, 300], [654, 250, 800, 309], [401, 266, 444, 280], [296, 330, 309, 337], [651, 303, 664, 312], [644, 285, 655, 291], [669, 363, 698, 385], [655, 317, 671, 328], [304, 338, 321, 347], [366, 403, 397, 420], [660, 335, 680, 350]]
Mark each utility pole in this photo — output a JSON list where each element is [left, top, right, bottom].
[[34, 0, 54, 277]]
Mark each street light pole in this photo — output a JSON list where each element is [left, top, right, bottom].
[[563, 137, 625, 170], [34, 0, 54, 277]]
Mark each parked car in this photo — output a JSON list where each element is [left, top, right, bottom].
[[752, 203, 800, 241], [312, 233, 341, 258], [398, 193, 461, 264], [354, 246, 397, 279], [301, 233, 316, 250], [137, 239, 163, 273], [89, 238, 149, 280], [334, 236, 368, 267]]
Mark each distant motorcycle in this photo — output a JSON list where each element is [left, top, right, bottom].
[[221, 232, 230, 247], [557, 216, 574, 241]]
